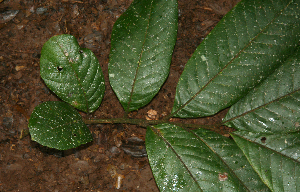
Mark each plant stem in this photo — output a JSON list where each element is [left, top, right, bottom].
[[83, 118, 219, 131], [83, 118, 164, 128]]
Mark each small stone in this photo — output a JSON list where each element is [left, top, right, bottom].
[[15, 65, 26, 71], [0, 10, 19, 24], [3, 117, 13, 129], [22, 153, 30, 159], [36, 7, 47, 15], [110, 146, 121, 155]]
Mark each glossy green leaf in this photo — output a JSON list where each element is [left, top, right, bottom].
[[40, 34, 105, 113], [109, 0, 177, 112], [171, 0, 300, 118], [28, 101, 93, 150], [223, 45, 300, 133], [220, 44, 300, 191], [231, 134, 300, 191], [146, 123, 269, 191], [223, 45, 300, 159]]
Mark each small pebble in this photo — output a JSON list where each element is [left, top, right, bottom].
[[0, 10, 19, 24], [22, 153, 30, 159], [36, 7, 47, 15], [110, 146, 121, 155]]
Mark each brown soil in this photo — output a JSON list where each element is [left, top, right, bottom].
[[0, 0, 239, 191]]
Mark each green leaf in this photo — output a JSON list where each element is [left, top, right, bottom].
[[147, 2, 300, 189], [146, 123, 269, 191], [223, 45, 300, 159], [171, 0, 300, 118], [231, 134, 300, 192], [40, 34, 105, 113], [28, 101, 93, 150], [109, 0, 177, 112], [223, 45, 300, 133], [220, 44, 300, 191]]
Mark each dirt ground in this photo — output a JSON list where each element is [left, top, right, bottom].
[[0, 0, 239, 191]]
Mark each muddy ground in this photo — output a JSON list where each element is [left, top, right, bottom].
[[0, 0, 239, 191]]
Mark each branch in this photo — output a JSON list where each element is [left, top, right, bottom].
[[83, 117, 219, 131]]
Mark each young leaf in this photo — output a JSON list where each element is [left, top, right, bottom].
[[28, 101, 93, 150], [109, 0, 178, 112], [146, 124, 270, 191], [171, 0, 300, 118], [40, 34, 105, 113]]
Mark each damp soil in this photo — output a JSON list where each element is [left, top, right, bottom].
[[0, 0, 240, 191]]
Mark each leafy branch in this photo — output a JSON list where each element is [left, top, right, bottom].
[[28, 0, 300, 191]]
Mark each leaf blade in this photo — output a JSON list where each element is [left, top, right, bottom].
[[28, 101, 93, 150], [192, 128, 270, 192], [223, 46, 300, 134], [146, 124, 268, 191], [172, 0, 300, 118], [109, 0, 178, 112], [231, 134, 300, 192], [40, 34, 105, 113], [221, 45, 300, 170], [220, 38, 300, 191]]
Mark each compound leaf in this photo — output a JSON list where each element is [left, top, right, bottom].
[[109, 0, 178, 112], [28, 101, 93, 150], [40, 34, 105, 113], [171, 0, 300, 118]]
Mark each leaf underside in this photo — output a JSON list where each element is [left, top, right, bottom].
[[40, 34, 105, 113], [28, 101, 93, 150], [171, 0, 300, 118], [109, 0, 178, 112]]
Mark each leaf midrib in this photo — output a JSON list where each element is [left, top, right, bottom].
[[231, 132, 300, 164], [125, 0, 154, 115], [190, 130, 252, 191], [223, 87, 300, 125], [57, 42, 90, 113], [151, 125, 203, 191], [169, 1, 292, 118]]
